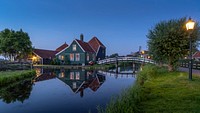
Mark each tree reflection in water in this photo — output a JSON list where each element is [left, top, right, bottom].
[[0, 78, 33, 104]]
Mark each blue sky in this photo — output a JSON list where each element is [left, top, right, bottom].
[[0, 0, 200, 56]]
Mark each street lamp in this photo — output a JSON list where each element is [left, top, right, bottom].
[[186, 17, 195, 80]]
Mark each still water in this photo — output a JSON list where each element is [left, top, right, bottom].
[[0, 68, 135, 113]]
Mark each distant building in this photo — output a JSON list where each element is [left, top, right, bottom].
[[127, 50, 151, 59], [56, 35, 106, 65], [193, 51, 200, 61]]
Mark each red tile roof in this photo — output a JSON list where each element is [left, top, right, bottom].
[[88, 37, 106, 53], [55, 43, 68, 52], [75, 39, 95, 53], [89, 77, 100, 91], [33, 49, 57, 59], [193, 51, 200, 58]]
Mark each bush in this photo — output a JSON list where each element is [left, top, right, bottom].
[[137, 64, 168, 85]]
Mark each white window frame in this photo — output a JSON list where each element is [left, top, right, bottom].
[[70, 54, 74, 61], [73, 82, 76, 89], [76, 53, 80, 61], [72, 44, 76, 51], [75, 72, 80, 80], [70, 72, 74, 80], [59, 55, 64, 60], [87, 54, 90, 61]]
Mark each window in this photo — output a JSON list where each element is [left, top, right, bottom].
[[70, 72, 74, 80], [87, 54, 90, 61], [61, 56, 64, 60], [75, 72, 80, 80], [59, 55, 64, 60], [76, 53, 80, 61], [72, 44, 76, 51], [60, 72, 65, 78], [93, 54, 95, 61], [70, 54, 74, 61], [73, 82, 76, 89]]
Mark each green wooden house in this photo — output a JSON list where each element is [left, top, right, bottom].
[[56, 35, 106, 65]]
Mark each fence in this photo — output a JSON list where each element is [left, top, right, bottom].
[[0, 61, 32, 71], [179, 60, 200, 70]]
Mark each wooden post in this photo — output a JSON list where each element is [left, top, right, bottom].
[[133, 63, 135, 73], [116, 57, 118, 74]]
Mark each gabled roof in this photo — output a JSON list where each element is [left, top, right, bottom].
[[193, 51, 200, 58], [75, 39, 95, 53], [89, 76, 100, 91], [33, 49, 57, 59], [88, 37, 106, 53], [55, 43, 68, 52]]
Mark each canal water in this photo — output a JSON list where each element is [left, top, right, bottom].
[[0, 68, 135, 113]]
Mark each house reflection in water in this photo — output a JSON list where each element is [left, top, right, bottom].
[[34, 68, 56, 82], [57, 69, 106, 97], [34, 68, 106, 97]]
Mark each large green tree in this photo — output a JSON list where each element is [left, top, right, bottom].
[[0, 29, 32, 61], [147, 17, 200, 71]]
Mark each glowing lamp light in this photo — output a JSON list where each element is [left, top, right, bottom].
[[141, 50, 145, 54], [32, 56, 36, 60], [186, 18, 195, 30]]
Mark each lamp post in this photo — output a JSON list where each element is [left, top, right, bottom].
[[186, 17, 195, 80]]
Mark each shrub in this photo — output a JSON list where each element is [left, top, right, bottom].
[[137, 64, 168, 85]]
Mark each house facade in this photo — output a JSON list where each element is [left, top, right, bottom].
[[56, 35, 106, 65], [32, 43, 68, 65]]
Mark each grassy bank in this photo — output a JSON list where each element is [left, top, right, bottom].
[[0, 70, 36, 87], [100, 64, 200, 113]]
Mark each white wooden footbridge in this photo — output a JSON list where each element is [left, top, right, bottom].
[[97, 57, 155, 65]]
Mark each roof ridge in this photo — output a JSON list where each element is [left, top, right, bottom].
[[34, 48, 56, 52], [94, 37, 101, 46], [75, 39, 95, 53], [93, 37, 105, 47]]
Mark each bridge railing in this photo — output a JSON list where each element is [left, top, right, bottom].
[[97, 57, 155, 64]]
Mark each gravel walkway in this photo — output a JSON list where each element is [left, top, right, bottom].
[[178, 67, 200, 75]]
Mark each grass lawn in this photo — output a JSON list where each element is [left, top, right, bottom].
[[139, 72, 200, 113], [0, 70, 36, 87], [101, 65, 200, 113]]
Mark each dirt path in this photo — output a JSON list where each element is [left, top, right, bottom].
[[178, 67, 200, 75]]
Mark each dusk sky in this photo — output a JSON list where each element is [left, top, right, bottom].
[[0, 0, 200, 56]]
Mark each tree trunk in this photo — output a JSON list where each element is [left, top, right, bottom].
[[159, 61, 163, 67], [168, 57, 173, 71]]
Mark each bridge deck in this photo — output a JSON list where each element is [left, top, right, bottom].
[[97, 57, 155, 64]]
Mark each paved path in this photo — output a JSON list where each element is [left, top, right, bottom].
[[178, 67, 200, 75]]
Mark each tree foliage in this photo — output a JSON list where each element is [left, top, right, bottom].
[[0, 29, 32, 61], [147, 17, 200, 71], [109, 53, 119, 58]]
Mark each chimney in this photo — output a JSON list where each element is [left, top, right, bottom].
[[80, 34, 84, 41]]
